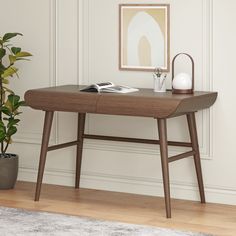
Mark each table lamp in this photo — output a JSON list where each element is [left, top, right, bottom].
[[172, 53, 194, 94]]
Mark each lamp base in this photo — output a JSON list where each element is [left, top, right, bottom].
[[172, 89, 194, 94]]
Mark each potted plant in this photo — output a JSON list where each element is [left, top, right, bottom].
[[0, 32, 32, 189]]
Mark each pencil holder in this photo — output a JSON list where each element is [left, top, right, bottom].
[[153, 74, 166, 92], [172, 53, 194, 94]]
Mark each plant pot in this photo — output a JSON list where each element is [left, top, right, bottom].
[[0, 154, 18, 189]]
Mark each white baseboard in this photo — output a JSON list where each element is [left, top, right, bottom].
[[18, 167, 236, 206]]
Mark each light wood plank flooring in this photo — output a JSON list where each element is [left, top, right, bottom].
[[0, 181, 235, 236]]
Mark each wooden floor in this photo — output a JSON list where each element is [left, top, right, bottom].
[[0, 182, 235, 236]]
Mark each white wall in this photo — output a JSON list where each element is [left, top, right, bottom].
[[1, 0, 235, 205]]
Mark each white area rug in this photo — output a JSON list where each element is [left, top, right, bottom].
[[0, 207, 213, 236]]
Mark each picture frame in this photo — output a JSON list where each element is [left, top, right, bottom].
[[119, 4, 170, 72]]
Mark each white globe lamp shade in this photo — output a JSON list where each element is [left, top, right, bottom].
[[172, 73, 192, 90]]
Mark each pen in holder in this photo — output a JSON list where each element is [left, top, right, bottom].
[[153, 68, 167, 93]]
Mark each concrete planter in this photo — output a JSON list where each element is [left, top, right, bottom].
[[0, 154, 18, 189]]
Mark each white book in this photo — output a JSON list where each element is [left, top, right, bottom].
[[80, 82, 139, 94]]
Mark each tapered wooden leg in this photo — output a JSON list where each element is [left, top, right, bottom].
[[157, 118, 171, 218], [187, 113, 206, 203], [35, 111, 54, 201], [75, 113, 86, 188]]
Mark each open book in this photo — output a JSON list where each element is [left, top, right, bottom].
[[80, 82, 139, 93]]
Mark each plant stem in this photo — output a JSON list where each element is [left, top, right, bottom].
[[0, 41, 5, 154], [0, 58, 4, 154], [0, 52, 4, 153], [3, 139, 9, 154]]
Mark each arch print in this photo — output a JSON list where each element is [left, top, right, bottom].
[[119, 4, 170, 72]]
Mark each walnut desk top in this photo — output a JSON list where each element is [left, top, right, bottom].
[[25, 85, 217, 118]]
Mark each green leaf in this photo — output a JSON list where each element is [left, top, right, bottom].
[[5, 100, 12, 111], [14, 111, 22, 116], [2, 79, 9, 84], [0, 106, 11, 116], [11, 101, 25, 111], [9, 55, 17, 64], [0, 64, 6, 74], [19, 101, 25, 106], [0, 121, 6, 142], [16, 58, 30, 62], [4, 94, 24, 113], [0, 131, 6, 142], [15, 51, 32, 58], [7, 118, 20, 128], [7, 94, 21, 111], [0, 121, 5, 128], [1, 66, 18, 78], [8, 94, 20, 104], [0, 48, 6, 60], [7, 126, 17, 136], [3, 33, 23, 42], [3, 86, 14, 94], [11, 47, 21, 55]]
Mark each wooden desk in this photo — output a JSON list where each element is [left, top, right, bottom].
[[25, 85, 217, 218]]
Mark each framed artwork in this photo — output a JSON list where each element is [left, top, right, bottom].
[[119, 4, 170, 72]]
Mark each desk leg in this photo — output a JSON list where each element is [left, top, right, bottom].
[[35, 111, 54, 201], [187, 113, 206, 203], [75, 113, 86, 188], [157, 118, 171, 218]]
